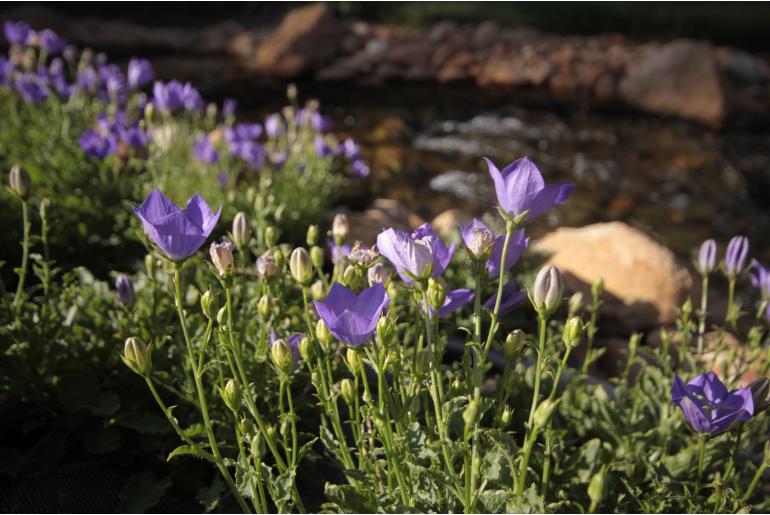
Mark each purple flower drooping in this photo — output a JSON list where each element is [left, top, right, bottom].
[[486, 156, 573, 222], [4, 21, 33, 45], [724, 235, 749, 276], [127, 58, 153, 89], [422, 288, 475, 318], [269, 329, 303, 371], [132, 188, 221, 261], [483, 281, 527, 315], [314, 283, 389, 347], [696, 239, 717, 275], [377, 224, 455, 284], [671, 372, 754, 436], [194, 136, 220, 165]]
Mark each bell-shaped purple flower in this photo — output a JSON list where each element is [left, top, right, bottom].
[[671, 372, 753, 435], [724, 235, 749, 276], [225, 123, 262, 142], [377, 224, 455, 284], [132, 188, 221, 261], [38, 29, 66, 54], [696, 239, 717, 275], [269, 329, 303, 371], [422, 288, 475, 318], [314, 283, 390, 347], [127, 58, 153, 89], [484, 281, 527, 315], [750, 260, 770, 299], [152, 80, 186, 112], [194, 136, 220, 164], [486, 156, 573, 222], [4, 21, 33, 45]]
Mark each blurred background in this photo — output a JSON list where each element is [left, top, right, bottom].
[[2, 1, 770, 260]]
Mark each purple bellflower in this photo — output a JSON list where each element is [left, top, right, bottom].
[[132, 188, 221, 261], [80, 129, 117, 159], [486, 156, 573, 222], [724, 235, 749, 276], [314, 283, 390, 347], [750, 260, 770, 299], [671, 372, 754, 436], [4, 21, 32, 45], [422, 288, 475, 318], [194, 136, 220, 165], [38, 29, 66, 54], [222, 98, 237, 117], [484, 280, 527, 315], [115, 274, 136, 307], [460, 219, 529, 277], [376, 223, 455, 284], [15, 73, 50, 103], [127, 58, 153, 89], [350, 159, 370, 178]]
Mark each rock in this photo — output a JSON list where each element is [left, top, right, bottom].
[[533, 222, 693, 332], [619, 40, 725, 127], [253, 3, 342, 77], [717, 48, 770, 84], [431, 209, 473, 239], [701, 332, 761, 387], [472, 21, 499, 49], [344, 199, 425, 246], [370, 116, 411, 143]]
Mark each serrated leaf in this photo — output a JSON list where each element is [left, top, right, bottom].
[[167, 444, 215, 463]]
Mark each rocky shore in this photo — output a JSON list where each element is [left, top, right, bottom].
[[5, 3, 770, 128]]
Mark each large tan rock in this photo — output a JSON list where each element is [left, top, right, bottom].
[[431, 209, 473, 239], [619, 40, 725, 127], [254, 3, 342, 77], [534, 222, 692, 332]]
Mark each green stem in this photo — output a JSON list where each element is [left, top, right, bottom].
[[481, 220, 514, 362], [697, 275, 709, 356], [740, 457, 769, 504], [284, 380, 299, 467], [13, 200, 30, 311], [582, 299, 599, 374], [541, 344, 574, 498], [234, 415, 263, 514], [726, 277, 737, 329], [696, 434, 708, 495]]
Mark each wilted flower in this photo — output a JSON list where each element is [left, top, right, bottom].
[[210, 240, 234, 276], [4, 21, 33, 45], [194, 136, 220, 164], [127, 58, 153, 89], [269, 329, 303, 372], [376, 224, 455, 284], [671, 371, 754, 435], [314, 283, 390, 347], [347, 242, 378, 267], [257, 251, 278, 278], [132, 188, 221, 261], [484, 280, 527, 315], [461, 219, 497, 259], [724, 235, 749, 276], [332, 213, 349, 242], [368, 263, 390, 286], [115, 274, 136, 306], [422, 288, 475, 318], [486, 156, 573, 222], [531, 265, 564, 315]]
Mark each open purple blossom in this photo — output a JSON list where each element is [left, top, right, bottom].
[[486, 156, 573, 222], [327, 239, 351, 265], [671, 372, 754, 435], [4, 21, 33, 45], [750, 260, 770, 299], [80, 129, 117, 159], [269, 329, 303, 371], [264, 113, 284, 137], [377, 224, 455, 284], [121, 124, 149, 148], [127, 58, 153, 89], [341, 138, 361, 160], [194, 136, 220, 164], [222, 98, 237, 117], [38, 29, 66, 54], [76, 66, 99, 95], [422, 288, 475, 318], [314, 136, 333, 158], [0, 57, 12, 84], [724, 235, 749, 276], [225, 123, 262, 143], [484, 280, 527, 315], [229, 140, 265, 170], [99, 64, 126, 100], [132, 188, 221, 261], [314, 283, 390, 347], [153, 80, 202, 113], [697, 239, 717, 275], [15, 73, 50, 103]]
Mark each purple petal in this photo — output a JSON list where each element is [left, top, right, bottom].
[[134, 188, 180, 224], [182, 193, 220, 236], [483, 281, 526, 315], [486, 229, 529, 278]]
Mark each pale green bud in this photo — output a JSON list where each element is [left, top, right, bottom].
[[221, 379, 241, 412], [563, 316, 584, 348], [250, 433, 266, 459], [289, 247, 313, 285], [533, 398, 559, 429], [427, 277, 446, 312], [463, 399, 482, 428], [266, 425, 277, 443], [587, 467, 607, 508], [503, 330, 525, 361], [298, 336, 313, 362], [201, 288, 219, 320], [316, 319, 332, 352], [216, 306, 227, 325], [280, 419, 290, 440], [340, 378, 355, 405], [568, 291, 584, 317], [376, 316, 392, 344], [341, 265, 358, 289], [257, 295, 271, 319], [591, 277, 604, 300], [306, 224, 319, 246], [501, 407, 513, 427], [122, 337, 152, 376], [310, 245, 324, 270], [346, 348, 362, 375], [232, 212, 251, 248], [264, 225, 278, 247], [9, 165, 31, 199], [310, 280, 325, 301], [271, 339, 294, 375]]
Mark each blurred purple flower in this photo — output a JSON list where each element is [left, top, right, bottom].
[[483, 280, 526, 315], [486, 156, 573, 222], [4, 21, 33, 45], [422, 288, 475, 318], [0, 57, 13, 85], [750, 260, 770, 299], [350, 159, 370, 178], [120, 124, 149, 148], [38, 29, 66, 54], [230, 140, 265, 169], [264, 113, 284, 137], [269, 329, 303, 371], [194, 136, 220, 165], [80, 129, 117, 159], [15, 73, 50, 103], [115, 274, 136, 307], [152, 80, 186, 112], [314, 135, 333, 158], [377, 223, 455, 284], [341, 138, 361, 160], [671, 371, 753, 435], [327, 238, 351, 265], [132, 188, 221, 261], [76, 66, 100, 95], [314, 283, 389, 347], [225, 123, 262, 143], [127, 58, 153, 89], [222, 98, 237, 117], [725, 235, 749, 276]]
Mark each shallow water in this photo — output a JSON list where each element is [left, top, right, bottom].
[[242, 83, 770, 261]]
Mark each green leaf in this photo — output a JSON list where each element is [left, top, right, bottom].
[[324, 483, 378, 513], [167, 444, 215, 463], [479, 489, 511, 513]]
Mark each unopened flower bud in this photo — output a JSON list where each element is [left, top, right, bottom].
[[463, 399, 482, 428], [376, 316, 392, 344], [222, 379, 241, 412], [144, 254, 156, 276], [563, 316, 584, 348], [115, 274, 136, 307], [210, 240, 234, 276], [696, 239, 717, 275], [503, 330, 525, 361], [309, 280, 325, 301], [316, 319, 332, 352], [232, 212, 251, 248], [122, 337, 152, 376], [257, 295, 271, 319], [216, 306, 227, 325], [250, 434, 266, 459], [201, 288, 219, 319], [568, 292, 583, 317], [298, 336, 313, 362], [346, 348, 362, 375], [310, 245, 324, 270], [587, 467, 607, 509], [306, 224, 319, 246], [591, 277, 604, 300], [428, 277, 446, 312], [532, 265, 563, 316], [340, 378, 355, 405], [289, 247, 313, 285], [286, 83, 298, 102], [9, 165, 31, 200], [341, 265, 356, 287], [681, 297, 693, 317], [280, 420, 290, 440], [271, 339, 294, 375], [264, 225, 278, 247], [533, 398, 559, 429], [256, 251, 278, 278], [501, 407, 513, 427], [332, 213, 349, 243], [368, 263, 389, 286]]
